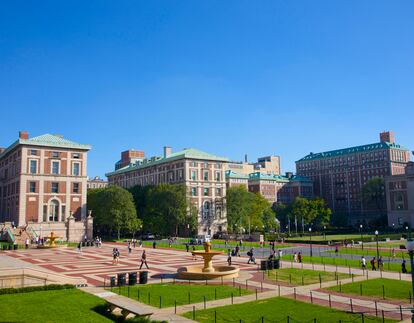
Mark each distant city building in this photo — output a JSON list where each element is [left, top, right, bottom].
[[385, 160, 414, 228], [115, 149, 145, 170], [106, 147, 228, 235], [296, 131, 411, 223], [226, 155, 281, 176], [87, 176, 108, 189], [225, 170, 313, 205], [0, 132, 93, 241]]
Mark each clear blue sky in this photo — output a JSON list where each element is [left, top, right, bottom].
[[1, 1, 413, 178]]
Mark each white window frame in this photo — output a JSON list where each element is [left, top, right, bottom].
[[29, 159, 38, 174], [72, 162, 81, 176], [51, 160, 60, 175]]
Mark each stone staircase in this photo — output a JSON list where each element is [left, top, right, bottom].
[[9, 227, 32, 245]]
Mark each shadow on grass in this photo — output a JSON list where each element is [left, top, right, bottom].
[[93, 305, 167, 323]]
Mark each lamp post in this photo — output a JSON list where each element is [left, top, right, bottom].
[[360, 224, 363, 250], [375, 230, 379, 262], [323, 225, 326, 241], [309, 227, 313, 257], [406, 234, 414, 322]]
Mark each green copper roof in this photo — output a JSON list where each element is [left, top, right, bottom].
[[248, 172, 290, 182], [296, 141, 409, 162], [225, 170, 249, 179], [106, 148, 229, 177], [0, 133, 91, 158]]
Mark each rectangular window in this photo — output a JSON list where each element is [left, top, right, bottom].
[[191, 187, 197, 196], [216, 188, 221, 196], [30, 160, 37, 174], [52, 161, 59, 175], [52, 151, 60, 158], [73, 183, 79, 193], [30, 150, 37, 156], [191, 170, 197, 181], [204, 188, 209, 196], [204, 162, 208, 168], [204, 171, 209, 181], [215, 171, 221, 181], [73, 163, 80, 176], [29, 182, 36, 193], [51, 182, 59, 193], [72, 153, 80, 159]]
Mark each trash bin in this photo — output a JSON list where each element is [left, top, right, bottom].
[[2, 245, 7, 250], [273, 259, 280, 269], [8, 245, 13, 250], [110, 276, 116, 287], [13, 244, 18, 250], [260, 260, 268, 270], [129, 272, 137, 285], [139, 271, 148, 284], [117, 273, 126, 286]]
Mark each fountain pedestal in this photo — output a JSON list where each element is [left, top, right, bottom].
[[177, 241, 239, 280]]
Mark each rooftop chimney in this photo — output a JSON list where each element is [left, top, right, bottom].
[[285, 172, 293, 179], [19, 131, 29, 140], [380, 131, 395, 144], [164, 146, 172, 158]]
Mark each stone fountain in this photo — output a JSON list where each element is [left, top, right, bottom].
[[177, 241, 239, 280], [37, 232, 64, 249]]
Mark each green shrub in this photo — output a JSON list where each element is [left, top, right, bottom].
[[0, 284, 74, 295]]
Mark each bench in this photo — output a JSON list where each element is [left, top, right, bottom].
[[106, 299, 153, 319]]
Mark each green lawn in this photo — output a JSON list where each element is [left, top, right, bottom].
[[182, 296, 395, 323], [327, 278, 413, 302], [266, 268, 351, 285], [111, 283, 252, 308], [212, 239, 292, 249], [281, 254, 411, 273], [0, 288, 137, 322], [327, 246, 407, 259], [286, 233, 402, 242]]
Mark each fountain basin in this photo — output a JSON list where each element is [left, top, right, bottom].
[[177, 265, 239, 280]]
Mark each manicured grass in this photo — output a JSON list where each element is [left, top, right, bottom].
[[142, 241, 206, 251], [182, 296, 395, 323], [281, 254, 411, 273], [0, 288, 113, 322], [111, 283, 252, 308], [377, 241, 407, 248], [266, 268, 351, 285], [327, 278, 413, 302], [327, 246, 407, 259], [286, 233, 402, 242], [212, 239, 292, 249]]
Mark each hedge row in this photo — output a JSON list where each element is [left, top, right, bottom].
[[0, 284, 75, 295]]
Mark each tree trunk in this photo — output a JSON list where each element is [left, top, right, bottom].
[[117, 228, 120, 240]]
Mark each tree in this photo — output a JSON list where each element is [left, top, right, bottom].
[[87, 186, 138, 239], [362, 177, 386, 212]]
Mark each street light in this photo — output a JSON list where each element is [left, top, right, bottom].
[[323, 225, 326, 241], [360, 224, 363, 250], [309, 227, 313, 257], [375, 230, 380, 264], [405, 234, 414, 321]]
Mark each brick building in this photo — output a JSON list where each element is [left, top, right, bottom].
[[296, 131, 410, 223], [226, 155, 281, 176], [225, 170, 313, 205], [0, 132, 92, 241], [385, 160, 414, 228], [106, 147, 228, 235]]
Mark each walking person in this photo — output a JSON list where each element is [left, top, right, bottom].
[[402, 260, 407, 273], [112, 248, 118, 265], [128, 241, 132, 255], [378, 256, 384, 271], [370, 257, 376, 271], [77, 242, 82, 253], [298, 252, 302, 263], [247, 248, 256, 264], [227, 249, 232, 266], [235, 245, 240, 257], [185, 243, 189, 252], [293, 252, 298, 263], [139, 250, 149, 269], [25, 238, 29, 249], [361, 256, 366, 269]]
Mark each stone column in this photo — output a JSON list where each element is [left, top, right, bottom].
[[66, 211, 75, 242]]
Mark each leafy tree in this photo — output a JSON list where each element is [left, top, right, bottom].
[[87, 186, 137, 239], [362, 177, 386, 212]]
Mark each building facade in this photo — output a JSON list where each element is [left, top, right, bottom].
[[385, 160, 414, 228], [226, 155, 281, 176], [106, 147, 228, 235], [296, 132, 410, 223], [0, 132, 92, 240], [225, 170, 313, 205], [87, 176, 108, 189]]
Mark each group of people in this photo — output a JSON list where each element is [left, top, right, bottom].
[[293, 252, 303, 263], [360, 256, 384, 271]]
